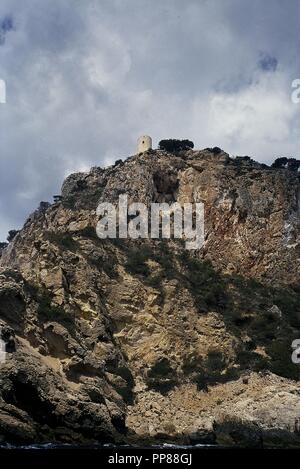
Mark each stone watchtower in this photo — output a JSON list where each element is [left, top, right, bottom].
[[137, 135, 152, 153]]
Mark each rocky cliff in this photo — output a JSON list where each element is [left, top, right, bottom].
[[0, 148, 299, 447]]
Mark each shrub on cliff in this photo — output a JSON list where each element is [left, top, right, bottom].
[[180, 252, 227, 311], [272, 157, 288, 168], [77, 225, 98, 239], [146, 357, 178, 394], [267, 340, 300, 380], [46, 232, 79, 251], [7, 230, 19, 242], [287, 158, 300, 171], [204, 147, 223, 155], [158, 139, 194, 153], [272, 157, 300, 170], [125, 246, 151, 276]]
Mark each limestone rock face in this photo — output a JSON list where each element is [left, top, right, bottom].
[[0, 149, 299, 447]]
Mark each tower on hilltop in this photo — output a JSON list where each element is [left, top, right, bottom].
[[137, 135, 152, 153]]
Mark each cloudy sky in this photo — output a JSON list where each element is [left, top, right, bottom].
[[0, 0, 299, 241]]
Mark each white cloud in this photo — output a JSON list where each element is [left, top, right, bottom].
[[203, 71, 300, 158], [0, 0, 299, 240]]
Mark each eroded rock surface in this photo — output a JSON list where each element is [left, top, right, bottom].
[[0, 149, 299, 446]]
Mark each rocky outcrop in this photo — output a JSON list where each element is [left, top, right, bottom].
[[0, 148, 299, 446], [0, 271, 127, 444], [126, 372, 300, 448]]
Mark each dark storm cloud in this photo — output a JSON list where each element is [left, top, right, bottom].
[[0, 15, 14, 44], [0, 0, 299, 240], [259, 53, 278, 72]]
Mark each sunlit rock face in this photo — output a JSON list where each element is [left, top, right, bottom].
[[0, 148, 299, 447]]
